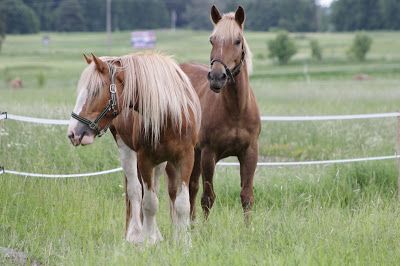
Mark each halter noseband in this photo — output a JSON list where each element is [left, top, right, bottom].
[[71, 63, 119, 137], [210, 50, 245, 84]]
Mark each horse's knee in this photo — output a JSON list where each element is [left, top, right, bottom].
[[143, 190, 158, 216], [189, 179, 199, 195], [175, 186, 190, 218]]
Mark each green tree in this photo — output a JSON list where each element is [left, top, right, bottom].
[[347, 32, 373, 61], [380, 0, 400, 30], [113, 0, 169, 30], [80, 0, 106, 31], [165, 0, 188, 27], [331, 0, 384, 31], [0, 3, 5, 52], [183, 0, 226, 30], [268, 31, 297, 64], [2, 0, 40, 34], [53, 0, 86, 32], [23, 0, 54, 31], [246, 0, 280, 31]]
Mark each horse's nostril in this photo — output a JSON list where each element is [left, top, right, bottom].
[[221, 73, 227, 80], [207, 72, 212, 80], [68, 132, 74, 139]]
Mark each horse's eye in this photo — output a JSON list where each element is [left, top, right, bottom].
[[234, 39, 241, 46]]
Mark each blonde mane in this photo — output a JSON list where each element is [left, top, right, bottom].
[[77, 53, 201, 145], [210, 12, 253, 74]]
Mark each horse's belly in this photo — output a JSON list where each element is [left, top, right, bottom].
[[201, 127, 251, 156]]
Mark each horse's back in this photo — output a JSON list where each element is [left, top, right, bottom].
[[180, 63, 209, 93]]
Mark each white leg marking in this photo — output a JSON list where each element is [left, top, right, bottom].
[[172, 183, 191, 247], [117, 138, 143, 243], [140, 183, 163, 245]]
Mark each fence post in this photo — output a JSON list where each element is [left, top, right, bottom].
[[397, 115, 400, 198]]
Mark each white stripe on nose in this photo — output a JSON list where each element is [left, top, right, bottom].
[[68, 88, 88, 135]]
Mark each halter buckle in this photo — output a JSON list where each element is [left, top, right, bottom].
[[89, 122, 97, 130], [110, 84, 116, 93]]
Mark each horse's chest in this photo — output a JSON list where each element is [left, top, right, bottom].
[[201, 124, 250, 152]]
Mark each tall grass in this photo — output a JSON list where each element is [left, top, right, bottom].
[[1, 31, 400, 265]]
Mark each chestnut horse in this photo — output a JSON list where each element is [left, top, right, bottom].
[[67, 53, 201, 245], [181, 6, 261, 222]]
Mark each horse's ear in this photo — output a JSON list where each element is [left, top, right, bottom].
[[210, 5, 222, 24], [91, 53, 106, 73], [83, 54, 92, 64], [235, 6, 245, 27]]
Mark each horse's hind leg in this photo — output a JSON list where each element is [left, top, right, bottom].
[[200, 148, 217, 219], [137, 155, 163, 245], [238, 143, 258, 224], [189, 148, 201, 221], [166, 148, 194, 246], [117, 138, 143, 243]]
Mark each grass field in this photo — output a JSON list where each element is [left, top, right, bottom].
[[1, 30, 400, 265]]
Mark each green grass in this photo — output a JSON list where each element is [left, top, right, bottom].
[[1, 30, 400, 265]]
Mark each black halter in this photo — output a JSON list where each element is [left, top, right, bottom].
[[210, 50, 245, 84], [71, 64, 118, 137]]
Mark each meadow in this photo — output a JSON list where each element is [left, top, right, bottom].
[[1, 30, 400, 265]]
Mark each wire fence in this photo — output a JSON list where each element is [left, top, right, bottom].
[[1, 111, 400, 178]]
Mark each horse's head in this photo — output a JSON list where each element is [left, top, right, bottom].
[[208, 5, 247, 93], [68, 54, 124, 146]]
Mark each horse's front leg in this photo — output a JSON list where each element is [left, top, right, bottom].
[[137, 154, 163, 245], [200, 147, 217, 219], [238, 142, 258, 224], [189, 148, 201, 221], [166, 148, 194, 246], [116, 138, 143, 243]]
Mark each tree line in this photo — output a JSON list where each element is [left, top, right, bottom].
[[331, 0, 400, 31], [1, 0, 400, 35]]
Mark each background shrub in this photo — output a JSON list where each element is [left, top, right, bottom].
[[310, 39, 323, 61], [347, 32, 373, 61], [268, 31, 297, 64]]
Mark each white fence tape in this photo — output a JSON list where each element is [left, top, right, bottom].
[[1, 155, 399, 178], [261, 112, 400, 121], [1, 111, 400, 178], [1, 167, 123, 178], [4, 113, 69, 125], [218, 154, 400, 166], [1, 112, 399, 125]]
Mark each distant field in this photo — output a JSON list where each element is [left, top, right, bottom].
[[1, 30, 400, 265]]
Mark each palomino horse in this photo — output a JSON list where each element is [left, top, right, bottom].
[[181, 6, 261, 222], [67, 53, 201, 245]]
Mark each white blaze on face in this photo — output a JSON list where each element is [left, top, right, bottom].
[[67, 88, 94, 147], [68, 88, 88, 133]]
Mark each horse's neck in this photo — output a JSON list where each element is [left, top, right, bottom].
[[222, 66, 250, 115]]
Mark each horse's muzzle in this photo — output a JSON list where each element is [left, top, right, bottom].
[[67, 129, 95, 146], [207, 71, 227, 93]]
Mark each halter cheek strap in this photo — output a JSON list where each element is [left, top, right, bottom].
[[71, 63, 119, 137], [210, 50, 245, 84]]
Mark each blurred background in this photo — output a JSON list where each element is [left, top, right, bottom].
[[2, 1, 400, 264], [1, 0, 399, 35]]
